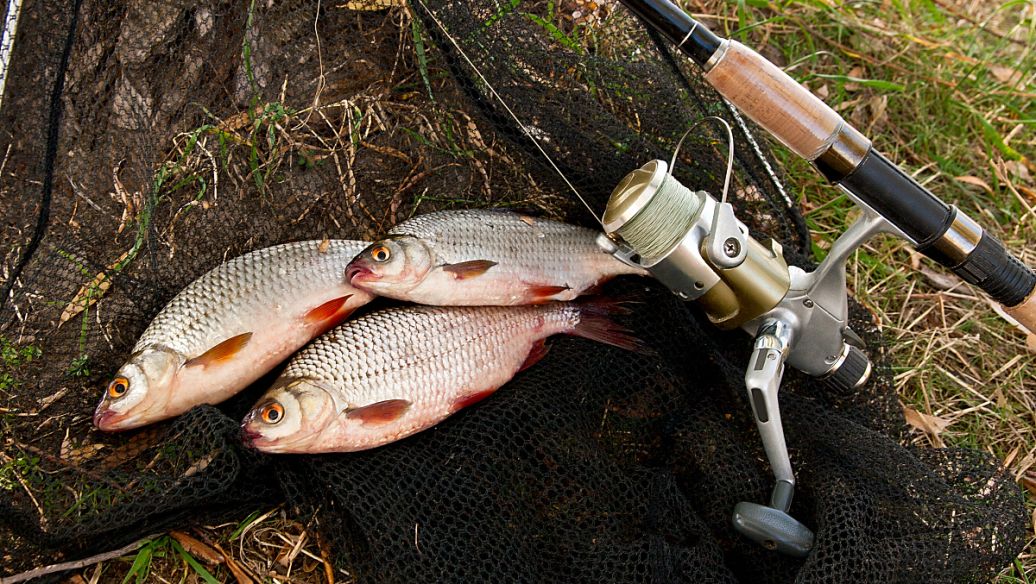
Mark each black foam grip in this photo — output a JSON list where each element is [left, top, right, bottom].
[[943, 233, 1036, 307], [823, 345, 870, 392]]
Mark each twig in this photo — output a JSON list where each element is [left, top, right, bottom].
[[0, 533, 163, 584]]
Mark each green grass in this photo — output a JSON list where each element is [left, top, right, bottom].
[[685, 0, 1034, 579]]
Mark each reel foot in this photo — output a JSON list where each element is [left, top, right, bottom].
[[732, 501, 814, 557]]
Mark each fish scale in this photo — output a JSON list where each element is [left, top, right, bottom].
[[289, 305, 556, 408], [346, 209, 646, 306], [387, 209, 620, 279], [137, 240, 365, 356], [94, 239, 373, 432], [243, 300, 642, 453]]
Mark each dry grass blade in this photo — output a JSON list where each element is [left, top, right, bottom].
[[58, 250, 131, 327]]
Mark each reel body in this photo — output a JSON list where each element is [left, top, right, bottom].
[[601, 160, 887, 556]]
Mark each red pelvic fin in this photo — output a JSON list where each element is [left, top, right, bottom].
[[305, 295, 354, 327], [185, 332, 253, 368], [518, 339, 550, 372], [526, 284, 571, 303], [451, 389, 496, 413], [345, 399, 412, 425], [442, 259, 497, 280]]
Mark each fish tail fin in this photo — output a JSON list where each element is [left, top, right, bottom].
[[568, 297, 648, 354]]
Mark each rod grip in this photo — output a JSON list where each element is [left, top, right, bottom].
[[703, 40, 845, 160], [1005, 287, 1036, 335]]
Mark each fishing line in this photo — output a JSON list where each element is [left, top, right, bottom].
[[615, 116, 735, 261], [668, 115, 734, 204], [411, 0, 603, 227]]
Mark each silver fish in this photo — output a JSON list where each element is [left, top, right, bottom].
[[345, 209, 645, 305], [94, 240, 374, 431], [241, 300, 641, 453]]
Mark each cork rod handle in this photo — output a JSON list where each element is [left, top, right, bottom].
[[703, 41, 846, 161], [1005, 289, 1036, 335]]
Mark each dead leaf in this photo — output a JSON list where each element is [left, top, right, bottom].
[[339, 0, 403, 9], [60, 429, 106, 462], [170, 530, 223, 565], [218, 110, 252, 133], [63, 575, 87, 584], [99, 427, 164, 470], [919, 265, 963, 291], [989, 64, 1025, 88], [903, 405, 951, 436], [954, 175, 994, 194], [318, 238, 330, 253], [1003, 160, 1031, 182], [214, 542, 256, 584], [182, 450, 219, 477], [1021, 472, 1036, 497], [59, 250, 131, 326]]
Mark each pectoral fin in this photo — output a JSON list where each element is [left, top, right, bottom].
[[526, 284, 571, 303], [305, 295, 354, 326], [185, 332, 253, 368], [442, 260, 497, 280], [345, 399, 412, 425]]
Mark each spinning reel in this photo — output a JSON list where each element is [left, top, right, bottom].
[[418, 0, 1036, 558], [595, 0, 1036, 558], [599, 158, 886, 557]]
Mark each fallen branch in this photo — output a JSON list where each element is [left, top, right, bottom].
[[0, 533, 163, 584]]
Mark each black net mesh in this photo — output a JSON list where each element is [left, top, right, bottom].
[[0, 0, 1025, 581]]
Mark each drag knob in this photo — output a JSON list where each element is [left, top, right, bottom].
[[823, 343, 871, 391]]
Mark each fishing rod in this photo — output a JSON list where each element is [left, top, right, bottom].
[[594, 0, 1036, 559], [414, 0, 1035, 559], [615, 0, 1036, 329]]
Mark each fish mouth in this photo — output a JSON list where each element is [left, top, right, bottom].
[[240, 423, 264, 448], [93, 404, 124, 432], [346, 263, 376, 284]]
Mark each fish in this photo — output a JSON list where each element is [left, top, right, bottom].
[[93, 240, 375, 432], [344, 209, 646, 305], [241, 299, 643, 453]]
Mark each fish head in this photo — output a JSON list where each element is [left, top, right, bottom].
[[345, 236, 434, 295], [241, 378, 337, 453], [93, 346, 181, 431]]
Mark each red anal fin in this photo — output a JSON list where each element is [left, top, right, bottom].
[[451, 389, 496, 413], [345, 399, 411, 425], [527, 284, 571, 303], [442, 260, 497, 280], [185, 332, 253, 368], [518, 339, 549, 372], [305, 295, 354, 327]]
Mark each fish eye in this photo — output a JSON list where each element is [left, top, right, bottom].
[[370, 244, 391, 262], [107, 376, 130, 399], [260, 402, 285, 424]]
